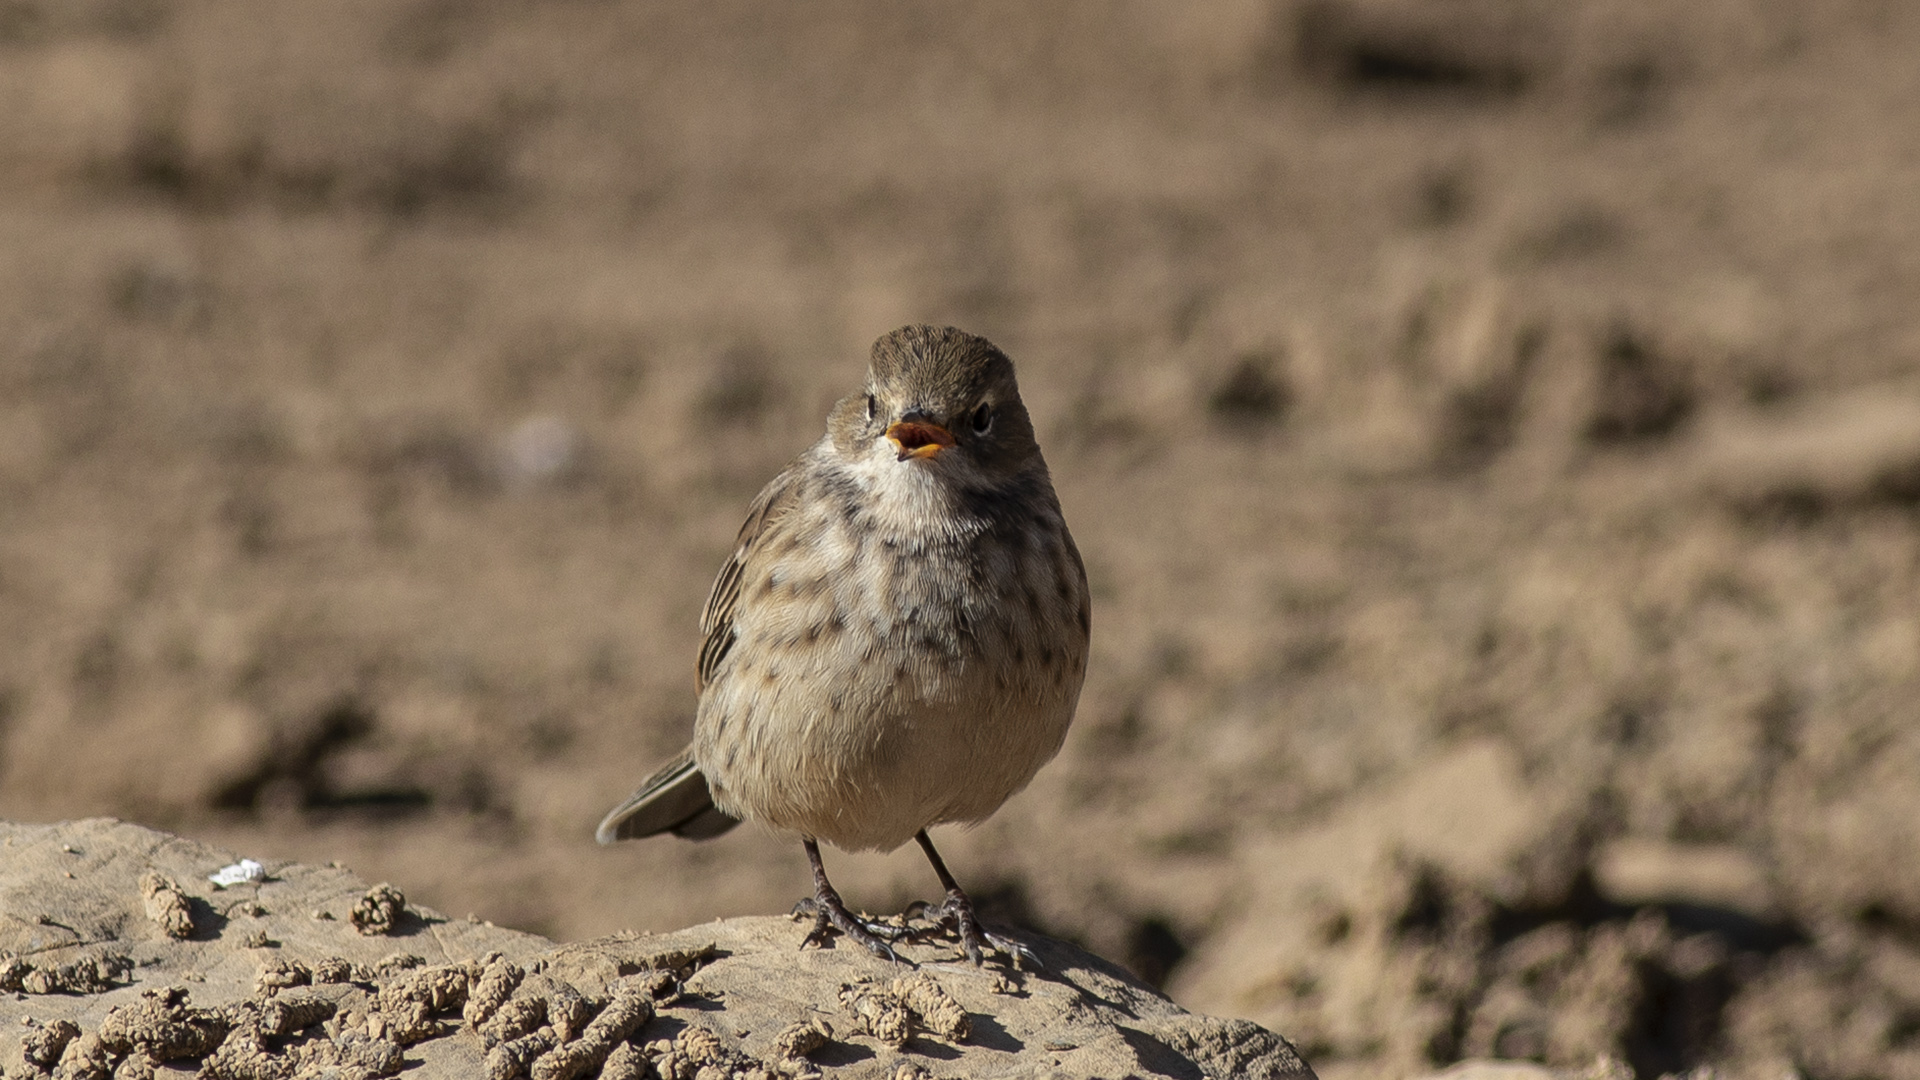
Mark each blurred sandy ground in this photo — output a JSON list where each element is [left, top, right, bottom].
[[4, 3, 1920, 1077]]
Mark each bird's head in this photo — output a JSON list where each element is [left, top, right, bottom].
[[828, 325, 1041, 483]]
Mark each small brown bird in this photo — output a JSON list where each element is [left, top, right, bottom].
[[597, 325, 1090, 965]]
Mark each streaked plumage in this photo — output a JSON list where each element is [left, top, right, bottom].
[[599, 325, 1089, 964]]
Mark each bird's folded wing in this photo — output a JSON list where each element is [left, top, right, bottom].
[[595, 747, 741, 843], [603, 464, 806, 846], [697, 461, 806, 692]]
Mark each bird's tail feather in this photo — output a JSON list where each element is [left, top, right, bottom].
[[595, 747, 741, 844]]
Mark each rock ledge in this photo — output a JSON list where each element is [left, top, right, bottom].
[[0, 819, 1315, 1080]]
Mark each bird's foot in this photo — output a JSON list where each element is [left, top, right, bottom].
[[933, 889, 1039, 970], [790, 895, 913, 963]]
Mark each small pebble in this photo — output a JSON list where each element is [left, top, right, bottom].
[[351, 883, 407, 936], [140, 871, 197, 939], [771, 1017, 833, 1060]]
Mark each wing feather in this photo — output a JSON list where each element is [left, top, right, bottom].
[[696, 463, 806, 691], [594, 747, 741, 843], [599, 457, 812, 845]]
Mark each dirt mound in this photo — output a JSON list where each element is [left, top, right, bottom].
[[3, 4, 1920, 1079], [0, 818, 1313, 1079]]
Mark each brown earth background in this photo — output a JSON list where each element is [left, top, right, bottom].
[[4, 3, 1920, 1078]]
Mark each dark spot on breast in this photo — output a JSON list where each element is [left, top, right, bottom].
[[823, 469, 861, 500], [964, 477, 1032, 523], [1041, 645, 1056, 666], [1012, 643, 1026, 664]]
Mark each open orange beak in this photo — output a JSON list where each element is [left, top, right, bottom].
[[886, 420, 955, 460]]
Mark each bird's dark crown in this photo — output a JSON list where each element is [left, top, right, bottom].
[[866, 325, 1019, 414]]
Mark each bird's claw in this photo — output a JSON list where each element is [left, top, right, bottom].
[[932, 891, 1040, 970], [791, 897, 911, 963], [984, 930, 1041, 971]]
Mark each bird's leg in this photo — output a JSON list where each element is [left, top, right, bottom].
[[792, 838, 910, 962], [915, 829, 1039, 968]]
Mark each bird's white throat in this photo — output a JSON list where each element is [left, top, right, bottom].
[[844, 438, 990, 542]]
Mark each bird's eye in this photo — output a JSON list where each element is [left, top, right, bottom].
[[970, 403, 995, 435], [865, 394, 877, 423]]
